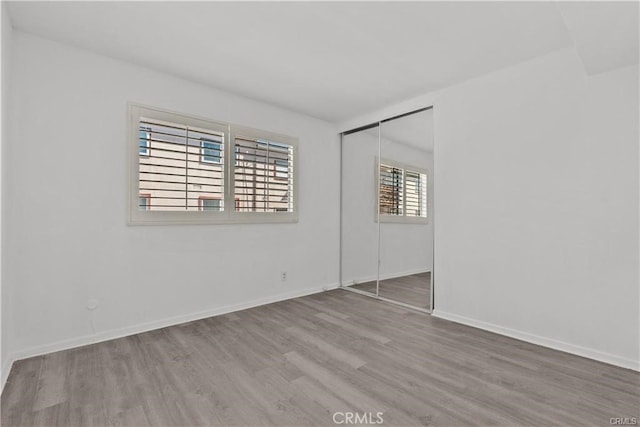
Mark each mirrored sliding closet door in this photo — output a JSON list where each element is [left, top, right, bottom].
[[378, 110, 433, 310], [340, 108, 434, 312], [340, 124, 381, 297]]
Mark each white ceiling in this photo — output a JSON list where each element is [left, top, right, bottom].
[[557, 1, 639, 75], [6, 2, 638, 123]]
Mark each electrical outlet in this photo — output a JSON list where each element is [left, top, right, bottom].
[[281, 271, 287, 282]]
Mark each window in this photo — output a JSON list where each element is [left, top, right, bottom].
[[198, 196, 221, 211], [234, 145, 240, 166], [139, 194, 151, 210], [377, 159, 427, 223], [139, 127, 151, 156], [135, 113, 225, 214], [274, 158, 289, 180], [234, 134, 294, 213], [129, 104, 298, 224], [200, 138, 222, 164]]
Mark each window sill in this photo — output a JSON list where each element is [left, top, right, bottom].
[[128, 211, 299, 226]]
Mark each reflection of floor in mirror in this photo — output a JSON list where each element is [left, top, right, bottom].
[[349, 271, 430, 310]]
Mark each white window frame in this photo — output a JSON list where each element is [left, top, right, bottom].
[[375, 157, 429, 224], [128, 103, 298, 225]]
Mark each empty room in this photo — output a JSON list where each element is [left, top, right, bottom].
[[0, 1, 638, 426]]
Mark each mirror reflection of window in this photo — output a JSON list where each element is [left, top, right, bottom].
[[379, 164, 404, 216], [405, 170, 427, 218], [378, 161, 427, 220]]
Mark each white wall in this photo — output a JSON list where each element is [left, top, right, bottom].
[[5, 31, 340, 360], [0, 2, 13, 389], [433, 48, 639, 369], [341, 128, 434, 285]]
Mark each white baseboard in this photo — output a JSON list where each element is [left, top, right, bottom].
[[4, 283, 340, 387], [432, 309, 639, 372]]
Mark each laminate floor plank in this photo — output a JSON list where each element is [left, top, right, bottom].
[[285, 326, 366, 370], [2, 288, 638, 426]]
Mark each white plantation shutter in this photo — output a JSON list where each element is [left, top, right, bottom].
[[404, 170, 427, 218], [233, 135, 294, 213], [129, 105, 298, 225], [138, 117, 225, 211]]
